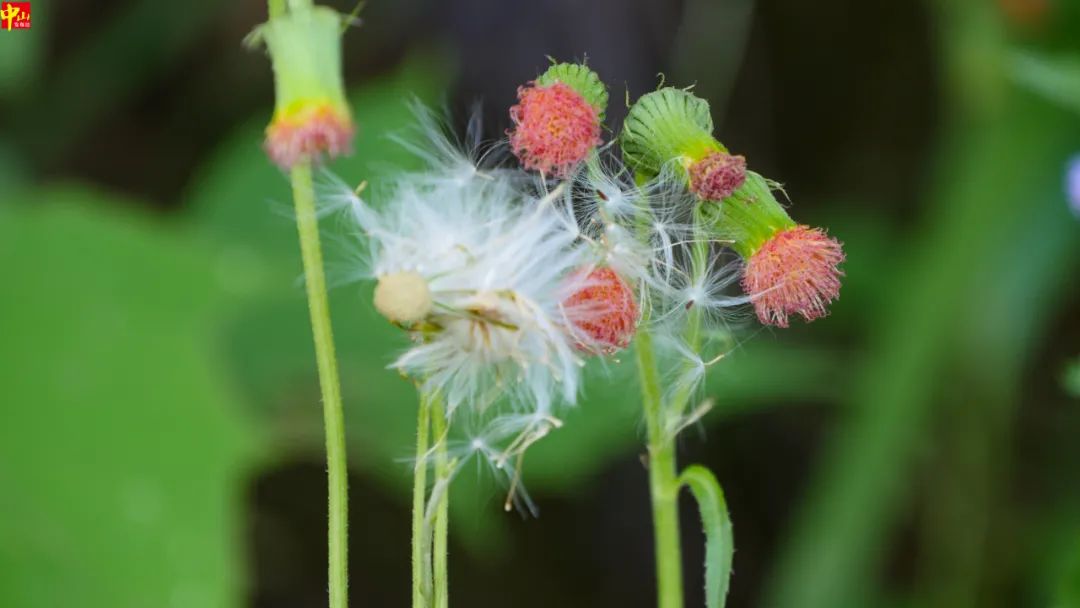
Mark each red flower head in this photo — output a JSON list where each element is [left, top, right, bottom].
[[688, 151, 747, 201], [742, 225, 845, 328], [509, 82, 602, 178], [562, 267, 639, 354]]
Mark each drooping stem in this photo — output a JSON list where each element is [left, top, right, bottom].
[[411, 391, 432, 607], [431, 398, 451, 608], [291, 161, 349, 608], [636, 329, 685, 608]]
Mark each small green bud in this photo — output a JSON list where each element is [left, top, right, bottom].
[[620, 87, 724, 178], [535, 62, 609, 120]]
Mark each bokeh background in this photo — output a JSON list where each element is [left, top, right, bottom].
[[2, 0, 1079, 606]]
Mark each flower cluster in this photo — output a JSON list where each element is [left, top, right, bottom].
[[621, 87, 846, 329], [325, 62, 844, 507]]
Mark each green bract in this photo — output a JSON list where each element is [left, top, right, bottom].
[[536, 62, 609, 120], [621, 87, 723, 178], [699, 172, 796, 258]]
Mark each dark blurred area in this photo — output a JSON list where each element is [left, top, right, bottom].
[[1, 1, 1078, 607]]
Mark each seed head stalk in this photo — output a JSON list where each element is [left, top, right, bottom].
[[411, 392, 432, 607], [290, 161, 350, 608], [431, 398, 451, 608], [411, 389, 451, 608]]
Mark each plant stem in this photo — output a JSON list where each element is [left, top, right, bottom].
[[411, 392, 432, 607], [431, 397, 450, 608], [636, 329, 685, 608], [291, 162, 349, 608]]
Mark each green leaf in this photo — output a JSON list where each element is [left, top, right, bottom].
[[1010, 50, 1080, 116], [0, 186, 261, 608], [679, 465, 734, 608]]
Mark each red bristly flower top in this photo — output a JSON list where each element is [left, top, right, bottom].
[[509, 82, 602, 178], [742, 225, 845, 328], [562, 267, 639, 354]]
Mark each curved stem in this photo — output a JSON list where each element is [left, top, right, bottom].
[[637, 329, 685, 608], [291, 162, 349, 608], [411, 392, 432, 607], [431, 398, 450, 608]]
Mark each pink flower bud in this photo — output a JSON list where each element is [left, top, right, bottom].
[[742, 225, 844, 327], [509, 82, 602, 178], [688, 151, 747, 201], [563, 267, 639, 354], [264, 103, 354, 171]]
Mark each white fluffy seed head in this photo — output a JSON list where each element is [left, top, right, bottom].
[[373, 271, 432, 324], [327, 112, 599, 416]]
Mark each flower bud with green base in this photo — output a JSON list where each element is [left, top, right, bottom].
[[509, 62, 607, 178], [254, 5, 355, 170], [702, 173, 845, 328], [621, 87, 746, 199]]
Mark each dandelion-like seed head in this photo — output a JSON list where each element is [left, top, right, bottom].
[[562, 267, 639, 354], [334, 119, 590, 414], [688, 151, 747, 201], [509, 82, 602, 178], [742, 225, 845, 327]]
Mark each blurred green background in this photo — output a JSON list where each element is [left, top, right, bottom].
[[1, 0, 1078, 606]]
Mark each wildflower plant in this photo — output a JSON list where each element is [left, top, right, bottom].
[[324, 101, 626, 604], [256, 10, 844, 599]]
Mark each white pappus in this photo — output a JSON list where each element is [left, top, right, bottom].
[[326, 115, 599, 421]]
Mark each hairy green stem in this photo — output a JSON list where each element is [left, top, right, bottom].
[[411, 392, 432, 607], [291, 162, 349, 608], [431, 398, 450, 608], [411, 390, 451, 608], [637, 329, 685, 608]]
